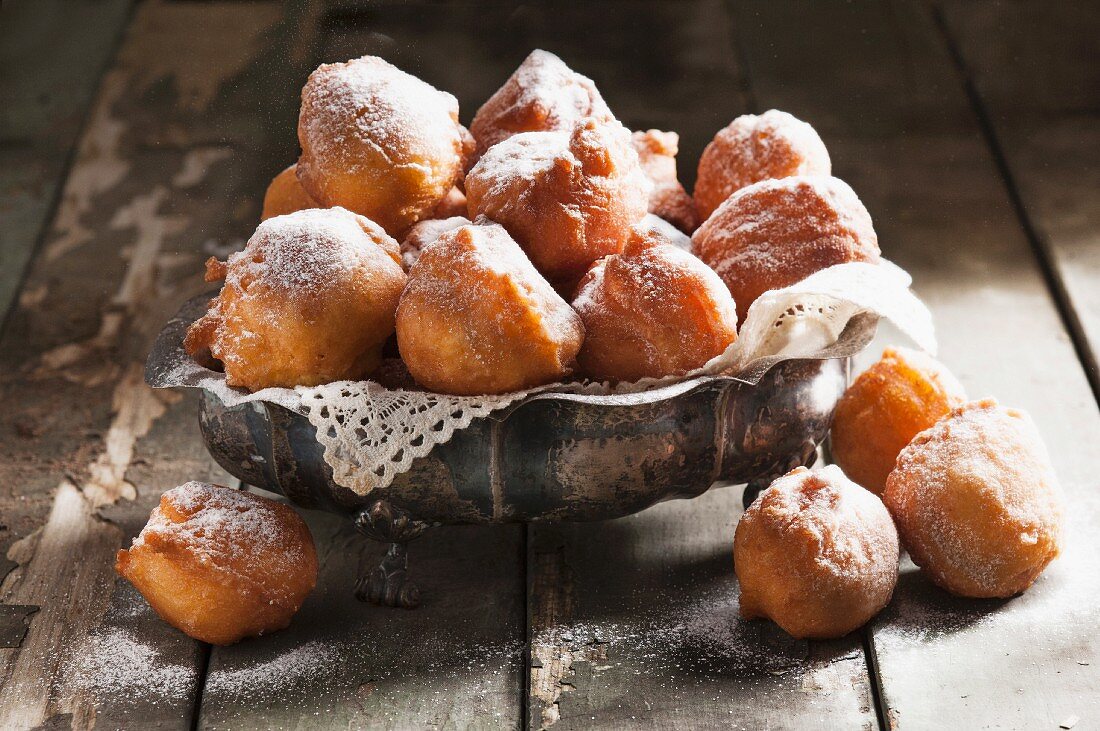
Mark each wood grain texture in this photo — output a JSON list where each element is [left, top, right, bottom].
[[0, 0, 305, 726], [935, 0, 1100, 395], [528, 486, 877, 730], [200, 499, 525, 730], [730, 0, 1100, 727], [0, 0, 134, 328]]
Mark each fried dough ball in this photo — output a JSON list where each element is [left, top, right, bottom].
[[432, 186, 468, 219], [400, 215, 470, 270], [396, 218, 584, 395], [695, 110, 831, 221], [296, 56, 473, 235], [632, 129, 699, 233], [638, 213, 692, 251], [261, 164, 318, 220], [832, 347, 966, 495], [883, 399, 1063, 598], [116, 482, 317, 645], [692, 176, 880, 322], [572, 224, 737, 382], [735, 465, 899, 639], [470, 49, 613, 159], [185, 208, 406, 391], [466, 118, 650, 290]]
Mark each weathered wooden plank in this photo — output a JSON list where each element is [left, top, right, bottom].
[[731, 0, 1100, 727], [196, 6, 529, 728], [934, 0, 1100, 395], [0, 0, 135, 327], [200, 498, 525, 730], [528, 485, 878, 730], [0, 1, 306, 726]]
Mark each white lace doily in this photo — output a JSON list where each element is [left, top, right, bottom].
[[172, 260, 933, 496]]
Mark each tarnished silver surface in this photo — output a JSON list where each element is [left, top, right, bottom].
[[149, 294, 864, 525]]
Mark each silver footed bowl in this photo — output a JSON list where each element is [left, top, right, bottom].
[[147, 294, 869, 607]]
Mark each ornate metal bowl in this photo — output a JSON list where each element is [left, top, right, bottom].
[[148, 295, 866, 607]]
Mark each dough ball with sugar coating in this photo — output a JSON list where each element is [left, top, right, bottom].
[[117, 482, 317, 646], [466, 117, 650, 291], [185, 207, 406, 391], [397, 218, 584, 395], [695, 109, 831, 221], [261, 164, 318, 220], [572, 223, 737, 382], [297, 55, 474, 235], [632, 129, 699, 233], [884, 399, 1063, 598], [470, 49, 613, 159], [735, 465, 899, 639], [831, 347, 966, 495], [692, 176, 879, 322]]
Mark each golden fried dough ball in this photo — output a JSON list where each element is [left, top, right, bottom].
[[116, 482, 317, 646], [432, 186, 468, 219], [831, 347, 966, 495], [572, 224, 737, 382], [735, 465, 899, 639], [185, 208, 406, 391], [296, 55, 473, 235], [466, 118, 650, 290], [692, 176, 880, 322], [400, 215, 470, 270], [261, 164, 318, 221], [396, 218, 584, 395], [883, 399, 1063, 598], [632, 129, 699, 233], [470, 49, 613, 159], [695, 110, 831, 221]]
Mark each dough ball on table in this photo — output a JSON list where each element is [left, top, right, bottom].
[[296, 55, 474, 235], [734, 465, 899, 639], [116, 482, 317, 646], [884, 399, 1063, 598], [631, 129, 699, 233], [831, 347, 966, 495], [261, 164, 318, 220], [470, 49, 613, 160], [466, 118, 650, 291], [185, 207, 406, 391], [572, 223, 738, 382], [694, 110, 831, 221], [396, 218, 584, 395], [692, 176, 880, 323], [400, 215, 470, 270]]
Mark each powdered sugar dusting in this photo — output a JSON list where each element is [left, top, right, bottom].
[[299, 55, 461, 176], [470, 49, 613, 155], [131, 482, 313, 604], [229, 207, 398, 300], [400, 215, 470, 269], [696, 109, 831, 218], [205, 640, 342, 698], [68, 629, 196, 703]]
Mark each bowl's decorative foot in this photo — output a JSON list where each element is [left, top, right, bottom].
[[353, 500, 428, 609], [742, 478, 770, 509], [356, 541, 420, 608]]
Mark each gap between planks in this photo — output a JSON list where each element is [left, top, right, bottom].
[[925, 0, 1100, 406]]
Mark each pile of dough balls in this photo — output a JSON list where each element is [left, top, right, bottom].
[[734, 349, 1063, 640], [187, 49, 882, 396]]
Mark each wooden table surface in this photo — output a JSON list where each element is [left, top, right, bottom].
[[1, 0, 1097, 729]]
